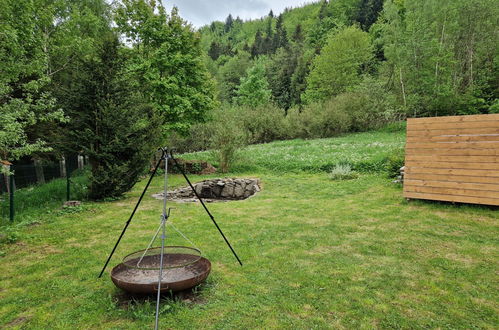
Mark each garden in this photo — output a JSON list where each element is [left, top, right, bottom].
[[1, 0, 498, 328], [1, 128, 498, 328]]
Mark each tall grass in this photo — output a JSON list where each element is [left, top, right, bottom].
[[182, 128, 406, 174], [0, 174, 88, 225]]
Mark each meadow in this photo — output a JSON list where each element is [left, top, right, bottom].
[[182, 128, 405, 173], [0, 129, 497, 329]]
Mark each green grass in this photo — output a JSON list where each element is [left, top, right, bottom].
[[0, 174, 88, 225], [182, 129, 405, 173], [0, 171, 497, 328], [0, 129, 497, 328]]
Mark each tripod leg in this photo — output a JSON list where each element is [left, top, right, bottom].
[[170, 153, 243, 266], [98, 151, 165, 278]]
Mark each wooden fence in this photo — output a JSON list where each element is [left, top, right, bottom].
[[404, 114, 499, 206]]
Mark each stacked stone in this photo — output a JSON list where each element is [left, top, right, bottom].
[[163, 178, 260, 201]]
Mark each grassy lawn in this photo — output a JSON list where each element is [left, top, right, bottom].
[[1, 170, 498, 328]]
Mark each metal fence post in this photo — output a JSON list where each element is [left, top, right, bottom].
[[66, 156, 70, 201], [9, 169, 14, 222]]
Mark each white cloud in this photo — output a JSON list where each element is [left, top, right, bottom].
[[162, 0, 315, 28]]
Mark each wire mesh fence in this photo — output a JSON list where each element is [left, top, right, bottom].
[[0, 155, 87, 222]]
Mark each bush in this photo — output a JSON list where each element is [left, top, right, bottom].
[[489, 99, 499, 114], [237, 104, 290, 144], [285, 100, 352, 139], [285, 78, 401, 140], [329, 164, 359, 180], [385, 148, 405, 178], [209, 107, 248, 173], [167, 123, 214, 153]]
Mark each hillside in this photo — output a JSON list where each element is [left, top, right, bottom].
[[196, 0, 498, 118], [199, 2, 322, 52]]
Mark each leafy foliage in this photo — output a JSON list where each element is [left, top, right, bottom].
[[235, 59, 272, 107], [385, 147, 405, 178], [381, 0, 499, 116], [209, 107, 247, 173], [303, 26, 373, 103], [114, 1, 216, 134], [0, 0, 66, 164]]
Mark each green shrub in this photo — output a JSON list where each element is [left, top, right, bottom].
[[237, 104, 289, 144], [209, 107, 248, 173], [329, 164, 359, 180], [167, 123, 214, 153], [285, 100, 352, 139], [385, 148, 405, 178], [489, 100, 499, 114], [284, 107, 317, 139]]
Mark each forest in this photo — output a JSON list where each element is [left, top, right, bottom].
[[1, 0, 498, 199], [176, 0, 498, 152]]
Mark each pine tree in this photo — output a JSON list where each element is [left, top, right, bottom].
[[224, 14, 234, 33], [208, 41, 222, 60], [292, 24, 304, 44], [59, 33, 161, 199], [268, 48, 298, 110], [274, 14, 289, 50], [356, 0, 384, 31], [318, 0, 329, 20], [251, 30, 264, 57]]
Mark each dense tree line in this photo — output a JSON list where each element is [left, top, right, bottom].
[[0, 0, 215, 198], [2, 0, 498, 180], [199, 0, 498, 117]]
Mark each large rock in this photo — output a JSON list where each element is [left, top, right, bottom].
[[233, 182, 245, 198], [221, 182, 235, 198]]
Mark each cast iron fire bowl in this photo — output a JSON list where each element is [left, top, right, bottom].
[[111, 248, 211, 294]]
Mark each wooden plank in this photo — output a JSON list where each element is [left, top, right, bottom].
[[404, 179, 499, 192], [404, 185, 499, 199], [404, 173, 499, 185], [405, 155, 499, 163], [405, 148, 499, 156], [403, 191, 499, 206], [407, 134, 499, 143], [406, 142, 499, 150], [408, 114, 499, 124], [404, 114, 499, 206], [406, 161, 499, 170], [407, 127, 499, 137], [407, 121, 499, 131], [404, 167, 499, 177]]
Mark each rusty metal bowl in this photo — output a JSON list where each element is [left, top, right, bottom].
[[111, 248, 211, 294]]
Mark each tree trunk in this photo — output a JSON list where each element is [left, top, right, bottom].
[[399, 67, 407, 108]]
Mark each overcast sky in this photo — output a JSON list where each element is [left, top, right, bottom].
[[162, 0, 314, 28]]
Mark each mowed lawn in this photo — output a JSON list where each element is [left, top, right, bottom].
[[0, 171, 498, 328]]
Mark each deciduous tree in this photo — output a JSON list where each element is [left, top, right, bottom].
[[303, 26, 373, 103]]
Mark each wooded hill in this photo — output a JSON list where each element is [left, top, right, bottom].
[[198, 0, 498, 117]]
